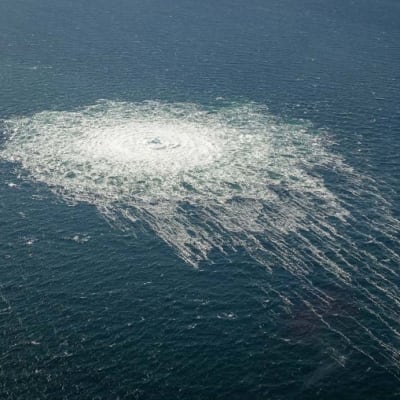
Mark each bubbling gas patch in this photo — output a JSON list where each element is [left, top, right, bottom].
[[0, 100, 346, 265], [2, 100, 400, 376]]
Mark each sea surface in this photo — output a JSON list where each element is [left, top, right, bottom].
[[1, 0, 400, 399]]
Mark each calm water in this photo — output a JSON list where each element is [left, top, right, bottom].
[[1, 0, 400, 399]]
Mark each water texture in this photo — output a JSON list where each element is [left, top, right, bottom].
[[0, 0, 399, 399]]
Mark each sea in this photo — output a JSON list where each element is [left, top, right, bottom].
[[0, 0, 399, 399]]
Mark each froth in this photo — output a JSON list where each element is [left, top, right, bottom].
[[2, 100, 400, 376], [0, 100, 343, 261], [78, 118, 222, 174]]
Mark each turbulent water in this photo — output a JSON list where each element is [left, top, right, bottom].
[[2, 100, 400, 380], [1, 100, 346, 264]]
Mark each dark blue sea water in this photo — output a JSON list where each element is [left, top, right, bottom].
[[1, 0, 400, 399]]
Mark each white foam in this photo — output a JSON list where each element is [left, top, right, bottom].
[[1, 99, 400, 376], [0, 100, 346, 263]]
